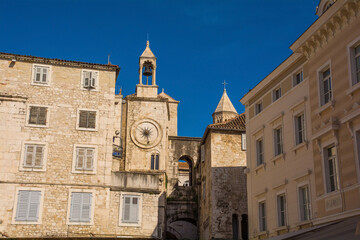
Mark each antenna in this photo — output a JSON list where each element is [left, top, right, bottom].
[[108, 54, 111, 64], [222, 80, 228, 90], [147, 32, 149, 41]]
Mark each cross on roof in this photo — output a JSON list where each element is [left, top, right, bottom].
[[222, 80, 228, 90]]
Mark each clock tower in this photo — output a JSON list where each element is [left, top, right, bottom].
[[123, 41, 179, 172]]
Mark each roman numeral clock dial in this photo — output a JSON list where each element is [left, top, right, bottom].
[[131, 119, 162, 149]]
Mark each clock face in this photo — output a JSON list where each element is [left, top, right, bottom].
[[131, 119, 162, 148]]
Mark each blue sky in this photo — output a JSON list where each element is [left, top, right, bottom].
[[0, 0, 318, 137]]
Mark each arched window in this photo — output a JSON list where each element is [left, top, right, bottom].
[[151, 153, 159, 170]]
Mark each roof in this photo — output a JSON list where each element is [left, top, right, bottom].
[[140, 41, 156, 58], [158, 92, 179, 103], [214, 89, 237, 114], [208, 113, 246, 131], [0, 52, 120, 72], [178, 162, 190, 170]]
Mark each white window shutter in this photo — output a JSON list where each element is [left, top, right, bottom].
[[25, 145, 35, 167], [85, 149, 93, 170], [130, 197, 139, 222], [34, 146, 43, 167], [16, 191, 30, 221], [83, 71, 91, 88], [70, 193, 82, 222], [76, 148, 85, 169], [91, 72, 97, 88], [42, 68, 47, 83], [35, 67, 41, 82], [123, 196, 131, 221], [81, 193, 92, 222], [28, 191, 41, 221]]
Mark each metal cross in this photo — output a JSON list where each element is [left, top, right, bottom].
[[222, 80, 228, 90]]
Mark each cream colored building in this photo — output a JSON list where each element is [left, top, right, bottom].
[[240, 0, 360, 239], [198, 89, 248, 240], [0, 47, 166, 238]]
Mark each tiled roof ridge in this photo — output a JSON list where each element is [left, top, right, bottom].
[[0, 52, 120, 71], [208, 113, 246, 130]]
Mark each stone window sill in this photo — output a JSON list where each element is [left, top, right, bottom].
[[291, 141, 308, 154], [295, 219, 312, 229], [271, 153, 285, 165], [346, 82, 360, 97], [255, 163, 266, 174], [273, 225, 289, 233], [316, 100, 335, 117], [256, 230, 268, 238]]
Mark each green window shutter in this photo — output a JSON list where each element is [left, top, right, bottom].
[[34, 145, 43, 167], [70, 193, 81, 222], [81, 193, 92, 222], [25, 145, 35, 167], [16, 191, 30, 221]]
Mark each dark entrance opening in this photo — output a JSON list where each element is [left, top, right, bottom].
[[241, 214, 249, 240], [232, 214, 239, 240]]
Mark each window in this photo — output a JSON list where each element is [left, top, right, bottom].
[[273, 87, 281, 102], [151, 153, 159, 170], [241, 133, 246, 151], [324, 145, 339, 193], [320, 68, 332, 105], [350, 43, 360, 86], [277, 194, 286, 227], [274, 127, 283, 156], [295, 114, 305, 145], [203, 181, 206, 201], [299, 185, 311, 221], [78, 110, 96, 129], [15, 190, 41, 222], [24, 144, 44, 168], [75, 147, 94, 171], [121, 195, 140, 223], [69, 192, 92, 222], [256, 139, 264, 166], [293, 71, 303, 86], [82, 70, 98, 89], [255, 102, 263, 115], [28, 106, 47, 125], [356, 131, 360, 171], [258, 201, 266, 232], [201, 145, 205, 162], [33, 65, 50, 84]]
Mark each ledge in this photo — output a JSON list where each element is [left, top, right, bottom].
[[255, 163, 266, 174], [345, 83, 360, 97], [291, 141, 308, 154], [271, 153, 285, 165], [315, 100, 335, 117]]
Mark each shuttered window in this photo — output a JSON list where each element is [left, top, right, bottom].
[[76, 147, 94, 170], [79, 111, 96, 129], [24, 144, 44, 168], [122, 195, 140, 223], [28, 106, 47, 125], [33, 65, 50, 84], [83, 71, 98, 89], [69, 192, 92, 222], [15, 190, 41, 222]]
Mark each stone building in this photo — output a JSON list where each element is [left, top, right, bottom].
[[198, 89, 248, 240], [240, 0, 360, 239]]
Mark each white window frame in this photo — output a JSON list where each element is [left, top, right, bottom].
[[293, 70, 304, 87], [256, 137, 264, 166], [119, 192, 142, 227], [347, 36, 360, 88], [31, 64, 51, 86], [297, 182, 311, 222], [12, 187, 45, 224], [72, 144, 97, 174], [76, 108, 99, 131], [323, 144, 339, 193], [66, 189, 95, 225], [255, 101, 263, 115], [355, 129, 360, 182], [317, 61, 333, 107], [273, 127, 283, 157], [19, 141, 48, 172], [81, 70, 99, 91], [241, 133, 246, 151], [294, 113, 306, 146], [272, 87, 282, 102], [258, 200, 266, 232], [25, 104, 50, 128], [276, 192, 287, 227]]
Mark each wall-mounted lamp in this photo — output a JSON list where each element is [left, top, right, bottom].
[[11, 56, 16, 63]]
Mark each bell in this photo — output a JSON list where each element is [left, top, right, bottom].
[[143, 65, 152, 76]]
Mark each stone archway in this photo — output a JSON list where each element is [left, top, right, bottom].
[[178, 155, 193, 187], [166, 207, 198, 240]]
